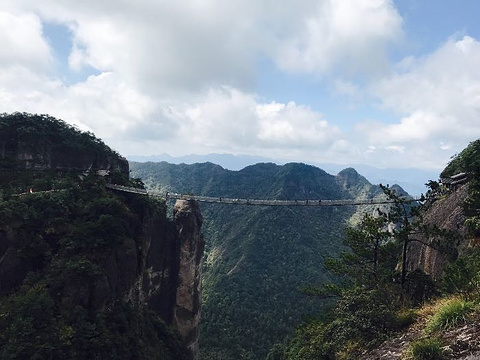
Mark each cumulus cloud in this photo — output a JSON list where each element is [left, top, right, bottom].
[[0, 68, 157, 139], [10, 0, 403, 95], [1, 0, 478, 171], [256, 101, 340, 148], [168, 87, 342, 156], [372, 36, 480, 141], [23, 0, 264, 94], [0, 11, 52, 71], [272, 0, 403, 75], [358, 36, 480, 168]]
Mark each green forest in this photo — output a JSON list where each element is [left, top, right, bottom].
[[130, 162, 389, 359], [268, 139, 480, 359], [0, 113, 187, 360]]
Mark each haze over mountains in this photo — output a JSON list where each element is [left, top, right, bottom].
[[127, 153, 438, 196]]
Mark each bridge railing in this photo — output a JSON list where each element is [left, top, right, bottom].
[[106, 184, 418, 207]]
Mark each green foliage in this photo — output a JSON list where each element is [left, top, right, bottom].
[[464, 173, 480, 238], [393, 308, 417, 330], [442, 249, 480, 295], [330, 287, 401, 348], [425, 298, 474, 333], [0, 283, 57, 359], [325, 213, 398, 289], [0, 283, 187, 359], [408, 337, 444, 360], [441, 139, 480, 238], [0, 169, 180, 359], [131, 161, 362, 360], [274, 320, 335, 360], [275, 182, 458, 358], [441, 139, 480, 178], [404, 269, 436, 306], [0, 112, 121, 172], [268, 287, 406, 360]]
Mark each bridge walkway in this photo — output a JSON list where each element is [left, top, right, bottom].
[[106, 184, 419, 207]]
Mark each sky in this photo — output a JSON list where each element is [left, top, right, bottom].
[[1, 0, 480, 173]]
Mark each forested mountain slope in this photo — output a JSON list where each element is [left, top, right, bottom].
[[130, 161, 390, 359], [269, 139, 480, 360], [0, 113, 197, 360]]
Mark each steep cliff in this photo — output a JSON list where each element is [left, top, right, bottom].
[[172, 200, 205, 359], [0, 113, 204, 360], [407, 139, 480, 278], [407, 184, 468, 278], [0, 113, 129, 174]]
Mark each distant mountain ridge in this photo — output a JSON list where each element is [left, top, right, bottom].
[[127, 153, 438, 195], [130, 161, 404, 360]]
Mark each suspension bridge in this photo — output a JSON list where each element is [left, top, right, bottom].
[[106, 184, 420, 207]]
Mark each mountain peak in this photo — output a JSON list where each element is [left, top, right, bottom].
[[336, 167, 370, 190]]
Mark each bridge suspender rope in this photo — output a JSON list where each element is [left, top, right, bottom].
[[106, 184, 420, 207]]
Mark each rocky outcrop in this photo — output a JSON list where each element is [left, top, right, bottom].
[[407, 184, 469, 278], [0, 141, 129, 174], [125, 199, 204, 360], [172, 200, 205, 359], [133, 199, 204, 360], [0, 112, 129, 175]]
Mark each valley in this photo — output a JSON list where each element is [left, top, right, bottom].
[[130, 162, 392, 359]]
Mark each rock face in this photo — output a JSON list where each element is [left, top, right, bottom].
[[0, 139, 129, 174], [0, 113, 129, 175], [172, 200, 205, 359], [407, 184, 469, 278], [135, 199, 205, 360]]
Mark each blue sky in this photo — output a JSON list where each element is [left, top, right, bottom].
[[1, 0, 480, 175]]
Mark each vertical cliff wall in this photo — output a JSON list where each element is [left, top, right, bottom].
[[0, 113, 129, 174], [406, 185, 468, 278], [172, 200, 205, 359], [134, 199, 204, 360]]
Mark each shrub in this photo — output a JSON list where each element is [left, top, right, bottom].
[[442, 249, 480, 295], [404, 269, 435, 306], [394, 309, 417, 330], [408, 337, 443, 360], [330, 287, 400, 348], [425, 298, 473, 333]]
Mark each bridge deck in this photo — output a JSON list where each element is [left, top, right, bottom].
[[106, 184, 418, 207]]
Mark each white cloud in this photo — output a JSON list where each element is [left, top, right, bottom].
[[332, 79, 361, 98], [358, 36, 480, 168], [1, 1, 478, 172], [0, 11, 52, 71], [24, 0, 264, 94], [168, 88, 341, 156], [0, 68, 157, 141], [272, 0, 403, 75], [256, 101, 339, 147], [8, 0, 403, 95]]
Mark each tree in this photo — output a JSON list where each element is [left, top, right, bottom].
[[380, 184, 458, 292], [325, 212, 396, 289]]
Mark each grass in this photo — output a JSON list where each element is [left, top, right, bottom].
[[425, 297, 474, 333], [407, 337, 443, 360], [394, 309, 417, 330]]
